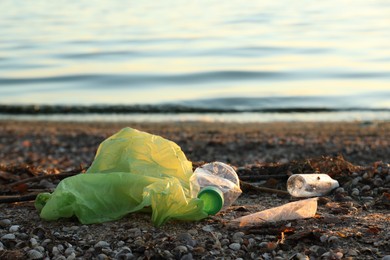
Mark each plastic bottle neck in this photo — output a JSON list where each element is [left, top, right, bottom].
[[197, 186, 224, 215]]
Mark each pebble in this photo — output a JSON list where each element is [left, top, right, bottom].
[[67, 252, 76, 260], [202, 225, 214, 232], [94, 241, 110, 248], [347, 249, 359, 256], [161, 250, 174, 259], [115, 247, 134, 259], [295, 253, 309, 260], [65, 247, 75, 256], [327, 236, 339, 244], [229, 242, 241, 251], [174, 245, 188, 254], [0, 241, 4, 250], [177, 232, 196, 247], [52, 246, 61, 256], [309, 245, 327, 256], [188, 229, 198, 236], [9, 225, 20, 232], [30, 237, 38, 247], [116, 240, 125, 247], [97, 253, 108, 260], [0, 219, 11, 227], [27, 249, 44, 259], [382, 256, 390, 260], [41, 238, 52, 246], [128, 228, 142, 238], [181, 253, 193, 260], [352, 177, 362, 185], [351, 188, 359, 197], [232, 232, 245, 243], [1, 233, 16, 240]]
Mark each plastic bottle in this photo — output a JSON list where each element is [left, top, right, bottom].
[[190, 162, 242, 215], [287, 174, 339, 197]]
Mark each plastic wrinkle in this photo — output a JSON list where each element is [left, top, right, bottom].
[[35, 127, 208, 226]]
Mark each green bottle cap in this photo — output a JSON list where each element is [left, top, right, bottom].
[[197, 186, 224, 215]]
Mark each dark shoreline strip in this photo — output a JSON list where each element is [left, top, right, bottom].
[[0, 104, 389, 115]]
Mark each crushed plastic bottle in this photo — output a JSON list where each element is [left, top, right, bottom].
[[287, 174, 339, 197], [190, 162, 242, 215]]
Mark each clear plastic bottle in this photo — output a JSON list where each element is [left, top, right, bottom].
[[287, 174, 339, 197], [190, 162, 242, 215]]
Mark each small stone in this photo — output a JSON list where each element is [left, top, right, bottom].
[[192, 246, 206, 254], [41, 239, 52, 246], [115, 247, 134, 259], [363, 172, 371, 180], [352, 177, 362, 185], [116, 241, 125, 247], [17, 232, 29, 240], [309, 245, 326, 256], [65, 247, 75, 256], [382, 255, 390, 260], [161, 250, 174, 259], [188, 229, 198, 236], [232, 232, 245, 243], [9, 225, 20, 233], [102, 248, 112, 255], [327, 236, 339, 244], [0, 219, 11, 227], [181, 253, 193, 260], [221, 238, 230, 246], [174, 245, 188, 254], [296, 253, 309, 260], [128, 228, 141, 238], [361, 196, 374, 201], [177, 232, 196, 247], [1, 233, 16, 240], [320, 235, 328, 243], [52, 246, 60, 256], [334, 252, 343, 259], [27, 249, 43, 259], [229, 242, 241, 251], [97, 253, 108, 260], [351, 188, 359, 197], [347, 249, 359, 256], [94, 241, 110, 248], [0, 241, 4, 250], [30, 237, 38, 247], [67, 252, 76, 260], [202, 225, 214, 232]]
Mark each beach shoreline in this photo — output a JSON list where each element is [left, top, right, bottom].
[[0, 120, 389, 259]]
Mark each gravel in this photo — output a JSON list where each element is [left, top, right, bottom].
[[0, 121, 389, 259]]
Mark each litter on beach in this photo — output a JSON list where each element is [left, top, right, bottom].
[[230, 198, 318, 227]]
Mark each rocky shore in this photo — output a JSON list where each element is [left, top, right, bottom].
[[0, 120, 389, 259]]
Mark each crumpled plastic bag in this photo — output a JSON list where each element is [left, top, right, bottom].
[[35, 127, 208, 226], [230, 198, 318, 227]]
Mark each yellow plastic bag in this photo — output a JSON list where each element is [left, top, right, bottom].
[[35, 127, 207, 226]]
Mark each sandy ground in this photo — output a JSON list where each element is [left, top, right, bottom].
[[0, 120, 389, 259]]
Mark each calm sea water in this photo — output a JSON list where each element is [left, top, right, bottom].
[[1, 0, 390, 121]]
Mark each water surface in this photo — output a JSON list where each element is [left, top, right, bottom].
[[1, 0, 390, 121]]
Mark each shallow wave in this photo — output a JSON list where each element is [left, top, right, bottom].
[[0, 70, 287, 86]]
